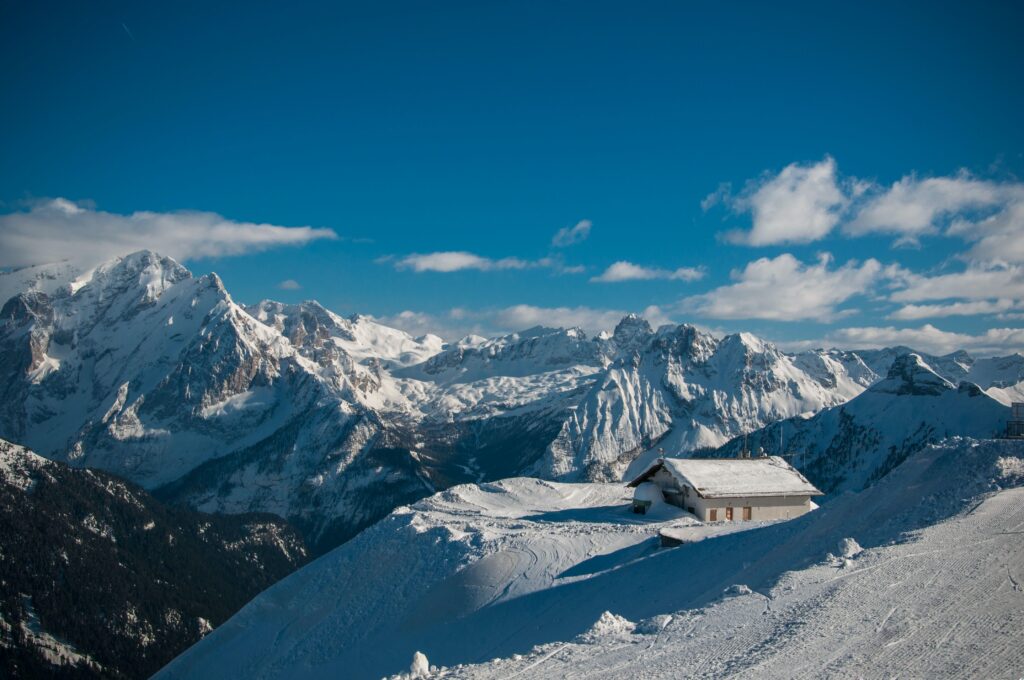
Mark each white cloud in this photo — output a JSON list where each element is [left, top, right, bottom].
[[393, 251, 530, 273], [708, 161, 1024, 260], [391, 251, 584, 275], [492, 303, 675, 332], [890, 264, 1024, 302], [680, 253, 892, 321], [590, 261, 704, 283], [888, 299, 1018, 320], [277, 279, 302, 290], [845, 174, 1002, 239], [947, 186, 1024, 264], [787, 324, 1024, 357], [834, 170, 1024, 260], [720, 157, 851, 246], [377, 304, 676, 340], [0, 198, 338, 268], [551, 219, 592, 247]]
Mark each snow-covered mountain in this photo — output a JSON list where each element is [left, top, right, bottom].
[[155, 437, 1024, 679], [539, 319, 874, 481], [0, 437, 306, 679], [2, 251, 1022, 552], [710, 353, 1011, 493]]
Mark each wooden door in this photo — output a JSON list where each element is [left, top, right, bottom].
[[742, 506, 752, 521], [725, 507, 733, 521], [709, 509, 717, 521]]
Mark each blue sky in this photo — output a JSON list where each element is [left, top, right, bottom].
[[2, 1, 1023, 354]]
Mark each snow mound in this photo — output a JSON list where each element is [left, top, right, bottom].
[[578, 611, 635, 642], [410, 651, 430, 678], [635, 614, 673, 635], [632, 481, 664, 504], [997, 455, 1024, 483], [723, 584, 753, 597], [838, 537, 863, 558]]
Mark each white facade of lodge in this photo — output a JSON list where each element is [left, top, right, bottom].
[[628, 456, 823, 522]]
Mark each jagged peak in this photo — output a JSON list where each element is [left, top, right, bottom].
[[512, 325, 563, 340], [82, 250, 193, 302], [97, 250, 190, 279], [457, 334, 489, 347], [872, 353, 955, 396], [203, 271, 226, 290], [717, 330, 776, 358], [612, 314, 653, 346]]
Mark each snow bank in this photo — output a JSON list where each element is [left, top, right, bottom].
[[632, 481, 664, 504]]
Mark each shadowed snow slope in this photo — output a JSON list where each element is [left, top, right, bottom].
[[158, 437, 1023, 680]]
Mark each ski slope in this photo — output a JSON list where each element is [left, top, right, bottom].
[[159, 438, 1024, 680], [156, 479, 768, 679], [414, 438, 1024, 679]]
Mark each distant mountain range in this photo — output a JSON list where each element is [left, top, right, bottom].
[[2, 251, 1022, 552], [710, 353, 1011, 493]]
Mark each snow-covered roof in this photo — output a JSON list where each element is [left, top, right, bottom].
[[628, 456, 822, 498]]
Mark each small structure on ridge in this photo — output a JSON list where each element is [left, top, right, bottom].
[[1007, 402, 1024, 439], [627, 456, 822, 522]]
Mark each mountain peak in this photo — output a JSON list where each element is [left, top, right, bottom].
[[872, 353, 955, 396], [612, 314, 653, 347]]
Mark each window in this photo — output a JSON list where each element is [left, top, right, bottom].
[[708, 508, 717, 521], [725, 507, 733, 521], [742, 506, 752, 521]]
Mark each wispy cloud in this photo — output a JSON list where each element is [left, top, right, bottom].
[[680, 253, 896, 322], [890, 263, 1024, 302], [888, 299, 1018, 320], [844, 173, 1003, 241], [392, 251, 530, 273], [590, 261, 704, 283], [277, 279, 302, 290], [388, 251, 584, 275], [377, 303, 675, 340], [0, 198, 338, 268], [551, 219, 592, 247]]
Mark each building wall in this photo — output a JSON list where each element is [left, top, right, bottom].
[[690, 493, 812, 522]]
